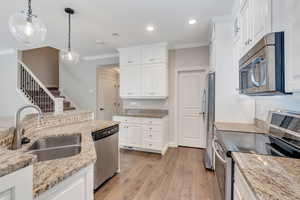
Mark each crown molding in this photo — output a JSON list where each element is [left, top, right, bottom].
[[170, 42, 209, 50], [0, 49, 16, 55], [82, 53, 119, 61]]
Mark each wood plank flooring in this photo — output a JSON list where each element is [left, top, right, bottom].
[[95, 147, 221, 200]]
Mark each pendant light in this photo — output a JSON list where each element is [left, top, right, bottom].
[[60, 8, 79, 65], [8, 0, 47, 46]]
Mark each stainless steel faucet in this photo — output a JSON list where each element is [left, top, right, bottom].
[[12, 105, 43, 150]]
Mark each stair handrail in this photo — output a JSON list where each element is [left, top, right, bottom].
[[18, 60, 57, 101]]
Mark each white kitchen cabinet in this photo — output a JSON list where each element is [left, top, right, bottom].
[[142, 64, 168, 98], [240, 0, 253, 55], [127, 125, 142, 148], [141, 44, 168, 64], [0, 166, 33, 200], [35, 164, 94, 200], [234, 165, 257, 200], [119, 124, 129, 146], [252, 0, 272, 44], [239, 0, 271, 57], [119, 47, 141, 66], [119, 43, 169, 99], [271, 0, 300, 92], [113, 116, 169, 155], [120, 65, 142, 97]]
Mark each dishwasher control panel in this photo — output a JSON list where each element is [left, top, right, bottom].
[[92, 125, 119, 141]]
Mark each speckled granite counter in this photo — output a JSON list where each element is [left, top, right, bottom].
[[116, 109, 168, 118], [0, 147, 36, 177], [23, 120, 119, 197], [232, 152, 300, 200], [215, 122, 268, 134]]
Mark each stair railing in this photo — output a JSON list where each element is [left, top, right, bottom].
[[18, 60, 64, 114]]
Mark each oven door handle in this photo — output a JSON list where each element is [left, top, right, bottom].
[[212, 137, 227, 164]]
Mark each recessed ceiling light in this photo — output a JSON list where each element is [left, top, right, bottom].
[[188, 19, 197, 25], [146, 25, 155, 32]]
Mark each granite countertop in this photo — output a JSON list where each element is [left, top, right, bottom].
[[214, 122, 268, 134], [116, 109, 168, 118], [0, 118, 119, 197], [0, 147, 36, 177], [232, 152, 300, 200], [23, 120, 119, 197]]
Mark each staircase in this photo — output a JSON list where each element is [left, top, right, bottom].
[[18, 61, 76, 113], [47, 87, 76, 111]]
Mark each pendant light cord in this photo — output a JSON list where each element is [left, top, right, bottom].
[[68, 13, 71, 51]]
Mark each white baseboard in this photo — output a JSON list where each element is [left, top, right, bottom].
[[168, 142, 178, 148]]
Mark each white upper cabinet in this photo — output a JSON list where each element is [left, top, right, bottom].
[[120, 65, 142, 97], [142, 64, 168, 98], [119, 43, 169, 99], [252, 0, 272, 43], [239, 0, 271, 57], [142, 44, 168, 64], [271, 0, 300, 92], [119, 47, 141, 66]]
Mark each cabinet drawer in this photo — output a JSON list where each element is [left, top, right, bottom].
[[141, 118, 162, 125], [143, 140, 162, 150], [143, 131, 162, 141]]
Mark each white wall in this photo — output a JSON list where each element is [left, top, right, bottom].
[[0, 50, 26, 117], [22, 47, 59, 87], [255, 94, 300, 121], [214, 20, 255, 123], [59, 57, 118, 113]]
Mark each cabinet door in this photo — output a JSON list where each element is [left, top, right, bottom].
[[119, 124, 129, 146], [127, 125, 142, 148], [142, 45, 167, 64], [120, 65, 142, 97], [119, 47, 141, 66], [240, 0, 252, 55], [142, 64, 168, 97], [252, 0, 272, 44]]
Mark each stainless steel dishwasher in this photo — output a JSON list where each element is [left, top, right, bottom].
[[92, 125, 119, 190]]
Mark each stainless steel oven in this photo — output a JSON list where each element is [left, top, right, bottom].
[[239, 32, 287, 95]]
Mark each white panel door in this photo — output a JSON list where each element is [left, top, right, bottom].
[[120, 65, 141, 97], [178, 70, 207, 148], [97, 73, 119, 120]]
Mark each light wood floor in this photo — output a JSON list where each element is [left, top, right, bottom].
[[95, 147, 221, 200]]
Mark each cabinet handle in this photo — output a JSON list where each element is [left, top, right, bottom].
[[128, 61, 133, 64], [149, 92, 155, 95], [149, 144, 152, 147], [149, 58, 155, 61], [127, 92, 133, 95]]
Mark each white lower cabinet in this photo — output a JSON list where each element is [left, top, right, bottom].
[[35, 164, 94, 200], [0, 166, 33, 200], [113, 116, 169, 155], [234, 165, 257, 200]]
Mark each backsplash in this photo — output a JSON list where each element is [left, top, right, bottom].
[[122, 99, 168, 110], [255, 94, 300, 121]]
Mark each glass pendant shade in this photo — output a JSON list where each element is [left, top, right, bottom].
[[9, 12, 47, 46], [60, 49, 80, 65]]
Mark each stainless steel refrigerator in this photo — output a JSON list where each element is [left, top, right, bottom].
[[204, 72, 215, 170]]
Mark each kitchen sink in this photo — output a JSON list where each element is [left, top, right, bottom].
[[28, 135, 81, 151], [30, 146, 81, 162], [27, 135, 82, 162]]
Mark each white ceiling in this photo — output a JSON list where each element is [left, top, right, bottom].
[[0, 0, 234, 57]]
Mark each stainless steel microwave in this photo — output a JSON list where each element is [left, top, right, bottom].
[[239, 32, 289, 95]]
